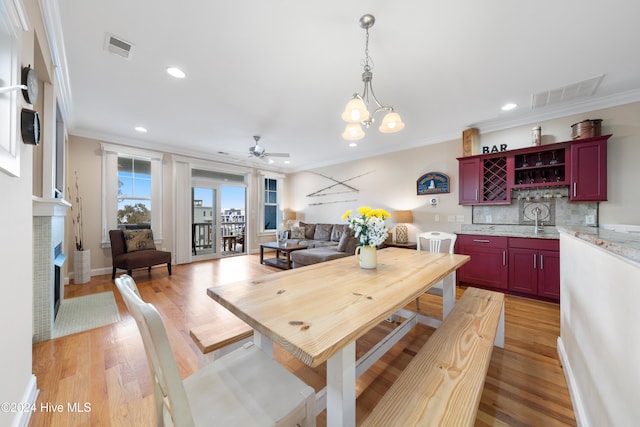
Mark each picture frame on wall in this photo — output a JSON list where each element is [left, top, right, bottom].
[[417, 172, 450, 195]]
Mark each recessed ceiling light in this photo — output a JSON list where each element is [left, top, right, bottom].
[[166, 67, 186, 79], [349, 142, 358, 147], [135, 126, 147, 133], [267, 158, 275, 164], [501, 103, 517, 111], [284, 160, 290, 164]]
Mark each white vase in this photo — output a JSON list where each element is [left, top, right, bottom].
[[74, 249, 91, 284], [355, 246, 377, 269]]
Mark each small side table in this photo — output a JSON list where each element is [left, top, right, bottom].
[[383, 241, 417, 250]]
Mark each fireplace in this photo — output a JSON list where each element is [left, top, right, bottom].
[[53, 243, 65, 319], [33, 198, 69, 342]]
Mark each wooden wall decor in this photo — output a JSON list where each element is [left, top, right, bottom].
[[305, 171, 373, 205], [462, 128, 479, 157]]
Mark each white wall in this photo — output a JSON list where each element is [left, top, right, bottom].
[[558, 232, 640, 426], [0, 36, 33, 427], [287, 138, 469, 240]]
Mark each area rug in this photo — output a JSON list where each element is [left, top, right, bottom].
[[53, 291, 121, 338]]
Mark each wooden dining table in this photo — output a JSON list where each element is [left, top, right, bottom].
[[207, 247, 470, 427]]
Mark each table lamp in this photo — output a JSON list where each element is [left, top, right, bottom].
[[393, 210, 413, 243]]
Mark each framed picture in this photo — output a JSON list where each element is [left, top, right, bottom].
[[417, 172, 450, 195]]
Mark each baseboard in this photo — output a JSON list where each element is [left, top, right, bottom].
[[557, 337, 588, 427], [11, 374, 38, 427]]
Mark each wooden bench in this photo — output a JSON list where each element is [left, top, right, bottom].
[[362, 287, 505, 427], [189, 306, 253, 360]]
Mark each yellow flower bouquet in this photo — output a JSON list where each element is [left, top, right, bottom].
[[342, 206, 391, 247]]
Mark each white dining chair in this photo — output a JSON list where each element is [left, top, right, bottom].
[[114, 275, 316, 427], [415, 231, 458, 318]]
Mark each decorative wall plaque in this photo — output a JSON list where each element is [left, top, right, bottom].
[[417, 172, 450, 195]]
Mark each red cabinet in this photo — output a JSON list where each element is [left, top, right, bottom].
[[459, 158, 481, 204], [457, 235, 508, 290], [570, 136, 608, 201], [458, 155, 510, 205], [508, 238, 560, 300], [457, 135, 609, 205]]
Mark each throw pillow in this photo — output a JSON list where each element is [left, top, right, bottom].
[[313, 224, 333, 241], [331, 224, 348, 242], [123, 230, 156, 252], [344, 235, 359, 255], [337, 231, 349, 252], [290, 226, 306, 239], [298, 222, 316, 240]]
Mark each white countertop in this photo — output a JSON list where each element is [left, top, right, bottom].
[[557, 226, 640, 265], [458, 224, 559, 240]]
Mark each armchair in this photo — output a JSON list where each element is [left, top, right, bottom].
[[109, 229, 172, 279]]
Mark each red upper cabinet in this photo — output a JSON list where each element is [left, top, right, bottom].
[[570, 135, 609, 201], [458, 158, 481, 204], [458, 155, 511, 205]]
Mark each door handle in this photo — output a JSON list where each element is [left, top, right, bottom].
[[533, 254, 537, 269], [473, 239, 490, 243], [573, 182, 577, 197], [503, 250, 506, 265], [540, 254, 544, 269], [475, 188, 479, 201]]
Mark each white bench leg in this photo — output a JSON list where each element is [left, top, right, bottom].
[[442, 272, 456, 319], [253, 330, 274, 358], [326, 341, 356, 427], [494, 301, 505, 348]]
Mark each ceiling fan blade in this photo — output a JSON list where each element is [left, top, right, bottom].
[[264, 152, 290, 157]]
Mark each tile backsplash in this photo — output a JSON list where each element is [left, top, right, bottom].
[[472, 187, 598, 226]]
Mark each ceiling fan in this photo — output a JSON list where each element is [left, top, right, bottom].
[[249, 136, 290, 160]]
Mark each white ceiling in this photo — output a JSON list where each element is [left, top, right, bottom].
[[51, 0, 640, 172]]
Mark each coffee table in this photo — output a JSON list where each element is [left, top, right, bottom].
[[259, 241, 307, 270]]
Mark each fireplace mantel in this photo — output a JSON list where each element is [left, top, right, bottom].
[[33, 196, 71, 217]]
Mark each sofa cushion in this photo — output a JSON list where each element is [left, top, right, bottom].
[[290, 247, 352, 267], [331, 224, 349, 242], [290, 226, 306, 239], [337, 231, 349, 251], [123, 230, 156, 252], [299, 222, 316, 240], [344, 235, 359, 255], [313, 224, 333, 241]]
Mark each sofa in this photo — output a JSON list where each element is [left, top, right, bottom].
[[286, 222, 359, 268]]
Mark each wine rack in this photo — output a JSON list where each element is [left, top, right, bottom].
[[513, 147, 568, 189], [482, 157, 508, 202]]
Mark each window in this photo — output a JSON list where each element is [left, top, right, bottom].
[[258, 172, 284, 233], [264, 178, 278, 230], [118, 156, 152, 226], [102, 144, 163, 246]]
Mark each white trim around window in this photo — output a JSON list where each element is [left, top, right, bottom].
[[101, 143, 164, 246], [258, 170, 284, 235]]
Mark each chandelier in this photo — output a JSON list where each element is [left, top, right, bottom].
[[341, 14, 404, 141]]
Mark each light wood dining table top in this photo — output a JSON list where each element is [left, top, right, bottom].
[[207, 247, 470, 368]]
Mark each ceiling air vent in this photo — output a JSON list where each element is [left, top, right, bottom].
[[104, 33, 134, 59], [531, 75, 604, 109]]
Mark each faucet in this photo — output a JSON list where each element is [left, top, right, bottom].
[[532, 207, 544, 234]]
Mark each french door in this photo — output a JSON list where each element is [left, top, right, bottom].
[[191, 177, 247, 261]]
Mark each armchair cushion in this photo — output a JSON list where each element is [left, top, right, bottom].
[[123, 230, 156, 252], [109, 229, 171, 279]]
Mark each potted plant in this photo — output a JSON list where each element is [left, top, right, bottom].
[[342, 206, 390, 269], [69, 171, 90, 284]]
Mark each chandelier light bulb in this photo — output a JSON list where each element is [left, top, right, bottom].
[[342, 98, 369, 123], [379, 112, 405, 133], [342, 123, 365, 141]]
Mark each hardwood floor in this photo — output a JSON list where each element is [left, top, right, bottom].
[[31, 255, 576, 426]]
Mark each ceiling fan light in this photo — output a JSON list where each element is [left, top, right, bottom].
[[342, 123, 365, 141], [379, 112, 405, 133], [342, 98, 369, 123]]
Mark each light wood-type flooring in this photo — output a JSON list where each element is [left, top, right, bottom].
[[31, 254, 576, 426]]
